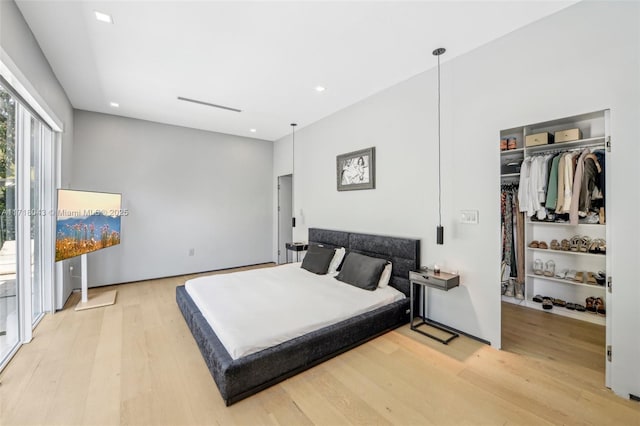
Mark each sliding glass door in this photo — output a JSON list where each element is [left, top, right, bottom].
[[0, 85, 19, 363], [0, 81, 52, 368]]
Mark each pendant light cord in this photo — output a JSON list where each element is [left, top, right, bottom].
[[291, 123, 297, 226], [437, 52, 442, 227]]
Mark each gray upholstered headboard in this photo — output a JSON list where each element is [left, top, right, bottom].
[[308, 228, 420, 296]]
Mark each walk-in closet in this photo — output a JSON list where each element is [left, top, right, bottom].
[[499, 110, 610, 385]]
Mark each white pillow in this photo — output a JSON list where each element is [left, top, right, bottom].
[[377, 262, 392, 288], [327, 247, 346, 274]]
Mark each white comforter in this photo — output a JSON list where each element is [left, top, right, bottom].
[[185, 263, 405, 359]]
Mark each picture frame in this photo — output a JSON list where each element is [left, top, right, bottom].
[[336, 147, 375, 191]]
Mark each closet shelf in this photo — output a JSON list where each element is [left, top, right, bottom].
[[500, 148, 524, 157], [526, 221, 604, 227], [525, 136, 605, 154], [501, 173, 521, 178], [523, 299, 606, 326], [526, 273, 607, 289], [526, 247, 606, 258]]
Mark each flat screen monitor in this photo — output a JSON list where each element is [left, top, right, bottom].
[[55, 189, 122, 262]]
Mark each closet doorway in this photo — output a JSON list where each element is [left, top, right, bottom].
[[277, 174, 292, 264], [499, 110, 610, 387]]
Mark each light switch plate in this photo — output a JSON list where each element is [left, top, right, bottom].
[[460, 210, 479, 224]]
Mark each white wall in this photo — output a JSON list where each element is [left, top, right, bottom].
[[273, 1, 639, 399], [0, 0, 75, 309], [73, 110, 273, 285]]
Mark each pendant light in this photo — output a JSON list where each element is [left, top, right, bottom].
[[291, 123, 297, 228], [433, 47, 445, 245]]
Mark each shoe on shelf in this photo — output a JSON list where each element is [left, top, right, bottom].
[[507, 137, 517, 150], [533, 294, 544, 303], [528, 240, 539, 248], [544, 260, 555, 277], [533, 259, 543, 275], [504, 280, 514, 297], [575, 304, 586, 312], [514, 281, 524, 300], [595, 271, 606, 286], [565, 270, 577, 280], [500, 139, 508, 151], [570, 235, 582, 252], [538, 241, 549, 249], [579, 236, 592, 253], [555, 269, 568, 279], [552, 298, 566, 307], [566, 303, 576, 310], [595, 297, 606, 315], [589, 238, 606, 254], [586, 272, 598, 285], [550, 239, 560, 250], [585, 297, 596, 312], [542, 297, 553, 310], [561, 239, 570, 251]]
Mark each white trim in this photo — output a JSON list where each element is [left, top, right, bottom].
[[16, 103, 33, 344], [0, 48, 63, 132]]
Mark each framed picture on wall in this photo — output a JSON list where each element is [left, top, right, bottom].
[[336, 147, 375, 191]]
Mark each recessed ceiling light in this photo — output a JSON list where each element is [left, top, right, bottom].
[[315, 86, 326, 92], [249, 128, 257, 133], [109, 102, 119, 108], [95, 11, 113, 24]]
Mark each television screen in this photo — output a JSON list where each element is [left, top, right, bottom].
[[56, 189, 122, 262]]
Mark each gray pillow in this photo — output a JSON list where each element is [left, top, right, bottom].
[[301, 244, 335, 275], [336, 252, 388, 291]]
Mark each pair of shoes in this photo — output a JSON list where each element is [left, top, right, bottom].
[[533, 259, 543, 275], [500, 139, 507, 151], [575, 271, 585, 283], [550, 239, 560, 250], [560, 239, 570, 251], [595, 297, 606, 315], [529, 240, 548, 249], [543, 260, 555, 277], [588, 238, 606, 254], [585, 297, 596, 312], [507, 138, 517, 150]]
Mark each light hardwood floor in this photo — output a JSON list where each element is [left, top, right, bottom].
[[1, 267, 638, 425]]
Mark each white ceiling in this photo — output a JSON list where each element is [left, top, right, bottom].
[[16, 1, 577, 141]]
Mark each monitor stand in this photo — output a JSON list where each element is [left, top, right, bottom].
[[75, 254, 117, 311]]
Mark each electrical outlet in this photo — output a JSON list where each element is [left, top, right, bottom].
[[188, 248, 195, 256], [460, 210, 479, 224]]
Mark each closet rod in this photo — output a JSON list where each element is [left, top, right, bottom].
[[528, 142, 605, 156]]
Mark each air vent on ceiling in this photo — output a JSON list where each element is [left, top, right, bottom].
[[177, 96, 241, 113]]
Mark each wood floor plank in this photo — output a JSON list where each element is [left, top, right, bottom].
[[1, 271, 639, 426]]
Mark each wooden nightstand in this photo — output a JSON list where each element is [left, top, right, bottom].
[[409, 269, 460, 344]]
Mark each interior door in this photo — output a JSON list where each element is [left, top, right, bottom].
[[277, 175, 293, 264]]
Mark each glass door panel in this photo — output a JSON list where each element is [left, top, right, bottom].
[[0, 85, 19, 362], [30, 115, 43, 322]]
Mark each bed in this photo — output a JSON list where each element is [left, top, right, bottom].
[[176, 228, 420, 405]]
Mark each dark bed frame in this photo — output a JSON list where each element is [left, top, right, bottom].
[[176, 228, 420, 405]]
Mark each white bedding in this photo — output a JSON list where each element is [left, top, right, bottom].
[[185, 263, 405, 359]]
